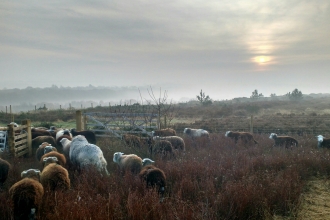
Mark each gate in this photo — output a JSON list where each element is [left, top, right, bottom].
[[76, 111, 158, 138]]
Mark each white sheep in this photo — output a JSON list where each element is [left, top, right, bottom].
[[59, 137, 72, 161], [70, 135, 110, 176], [56, 129, 72, 141], [183, 128, 210, 138], [316, 135, 330, 148], [9, 169, 44, 220]]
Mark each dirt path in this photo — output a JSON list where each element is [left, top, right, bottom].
[[297, 178, 330, 219]]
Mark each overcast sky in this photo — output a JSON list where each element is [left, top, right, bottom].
[[1, 0, 329, 101]]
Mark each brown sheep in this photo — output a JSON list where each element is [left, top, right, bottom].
[[35, 142, 57, 162], [70, 128, 96, 144], [40, 157, 70, 191], [33, 135, 57, 152], [122, 134, 142, 148], [40, 151, 66, 168], [269, 133, 298, 148], [139, 165, 166, 198], [0, 157, 11, 185], [225, 131, 258, 145], [113, 152, 143, 174], [152, 140, 175, 159], [153, 136, 185, 151], [9, 169, 44, 220], [152, 128, 177, 137]]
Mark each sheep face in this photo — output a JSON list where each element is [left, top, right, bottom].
[[183, 128, 191, 135], [21, 169, 40, 179], [269, 133, 277, 139], [113, 152, 124, 163], [44, 146, 55, 154], [225, 131, 231, 137], [316, 135, 324, 143], [142, 158, 154, 166], [43, 156, 58, 164]]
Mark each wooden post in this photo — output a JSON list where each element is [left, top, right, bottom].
[[22, 119, 32, 157], [91, 103, 93, 108], [250, 115, 254, 133], [10, 105, 14, 122], [7, 123, 15, 157], [6, 106, 7, 114], [76, 110, 82, 131]]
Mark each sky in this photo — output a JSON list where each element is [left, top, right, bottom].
[[1, 0, 330, 101]]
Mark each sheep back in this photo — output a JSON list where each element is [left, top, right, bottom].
[[152, 128, 177, 137], [35, 142, 53, 161], [40, 162, 70, 191], [40, 152, 66, 168], [71, 128, 97, 144], [114, 153, 143, 174], [139, 165, 166, 195], [0, 158, 11, 185], [9, 169, 44, 220]]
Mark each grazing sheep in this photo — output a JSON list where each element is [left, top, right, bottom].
[[316, 135, 330, 148], [122, 134, 142, 148], [153, 136, 185, 151], [40, 151, 66, 168], [142, 158, 155, 166], [9, 169, 44, 220], [56, 129, 72, 141], [36, 142, 57, 162], [0, 158, 11, 185], [113, 152, 144, 174], [152, 140, 175, 158], [70, 128, 96, 144], [225, 131, 258, 145], [139, 165, 166, 198], [32, 135, 57, 152], [59, 138, 72, 161], [269, 133, 298, 148], [70, 135, 110, 176], [56, 134, 72, 150], [40, 157, 70, 191], [183, 128, 210, 138], [152, 128, 177, 137]]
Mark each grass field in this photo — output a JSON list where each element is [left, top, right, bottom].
[[1, 97, 330, 219]]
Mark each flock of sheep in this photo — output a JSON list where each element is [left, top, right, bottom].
[[1, 123, 330, 219]]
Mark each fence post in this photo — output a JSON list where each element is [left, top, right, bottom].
[[83, 113, 87, 130], [22, 119, 32, 157], [250, 115, 254, 133], [7, 123, 15, 157], [76, 110, 82, 131]]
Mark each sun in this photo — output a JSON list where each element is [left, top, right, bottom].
[[253, 56, 270, 65]]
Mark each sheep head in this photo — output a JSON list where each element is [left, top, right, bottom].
[[269, 133, 277, 139], [44, 145, 56, 154], [142, 158, 154, 166], [183, 128, 191, 134], [21, 169, 41, 180], [225, 131, 231, 137], [113, 152, 124, 163], [43, 156, 59, 167], [316, 135, 324, 143]]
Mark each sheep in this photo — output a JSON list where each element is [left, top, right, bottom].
[[40, 157, 70, 191], [70, 128, 96, 144], [32, 128, 52, 137], [56, 134, 72, 150], [316, 135, 330, 148], [70, 135, 110, 176], [32, 135, 57, 152], [9, 169, 44, 220], [269, 133, 298, 148], [113, 152, 144, 174], [153, 136, 185, 151], [59, 138, 72, 162], [36, 142, 57, 162], [55, 129, 72, 141], [40, 151, 66, 168], [122, 134, 142, 148], [225, 131, 258, 145], [183, 128, 210, 138], [47, 126, 58, 138], [152, 128, 177, 137], [0, 157, 11, 185], [151, 140, 175, 158], [139, 164, 166, 199]]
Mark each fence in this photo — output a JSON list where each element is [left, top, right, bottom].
[[0, 120, 32, 158], [75, 110, 159, 139]]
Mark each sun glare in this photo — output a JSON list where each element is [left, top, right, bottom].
[[253, 56, 270, 65]]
